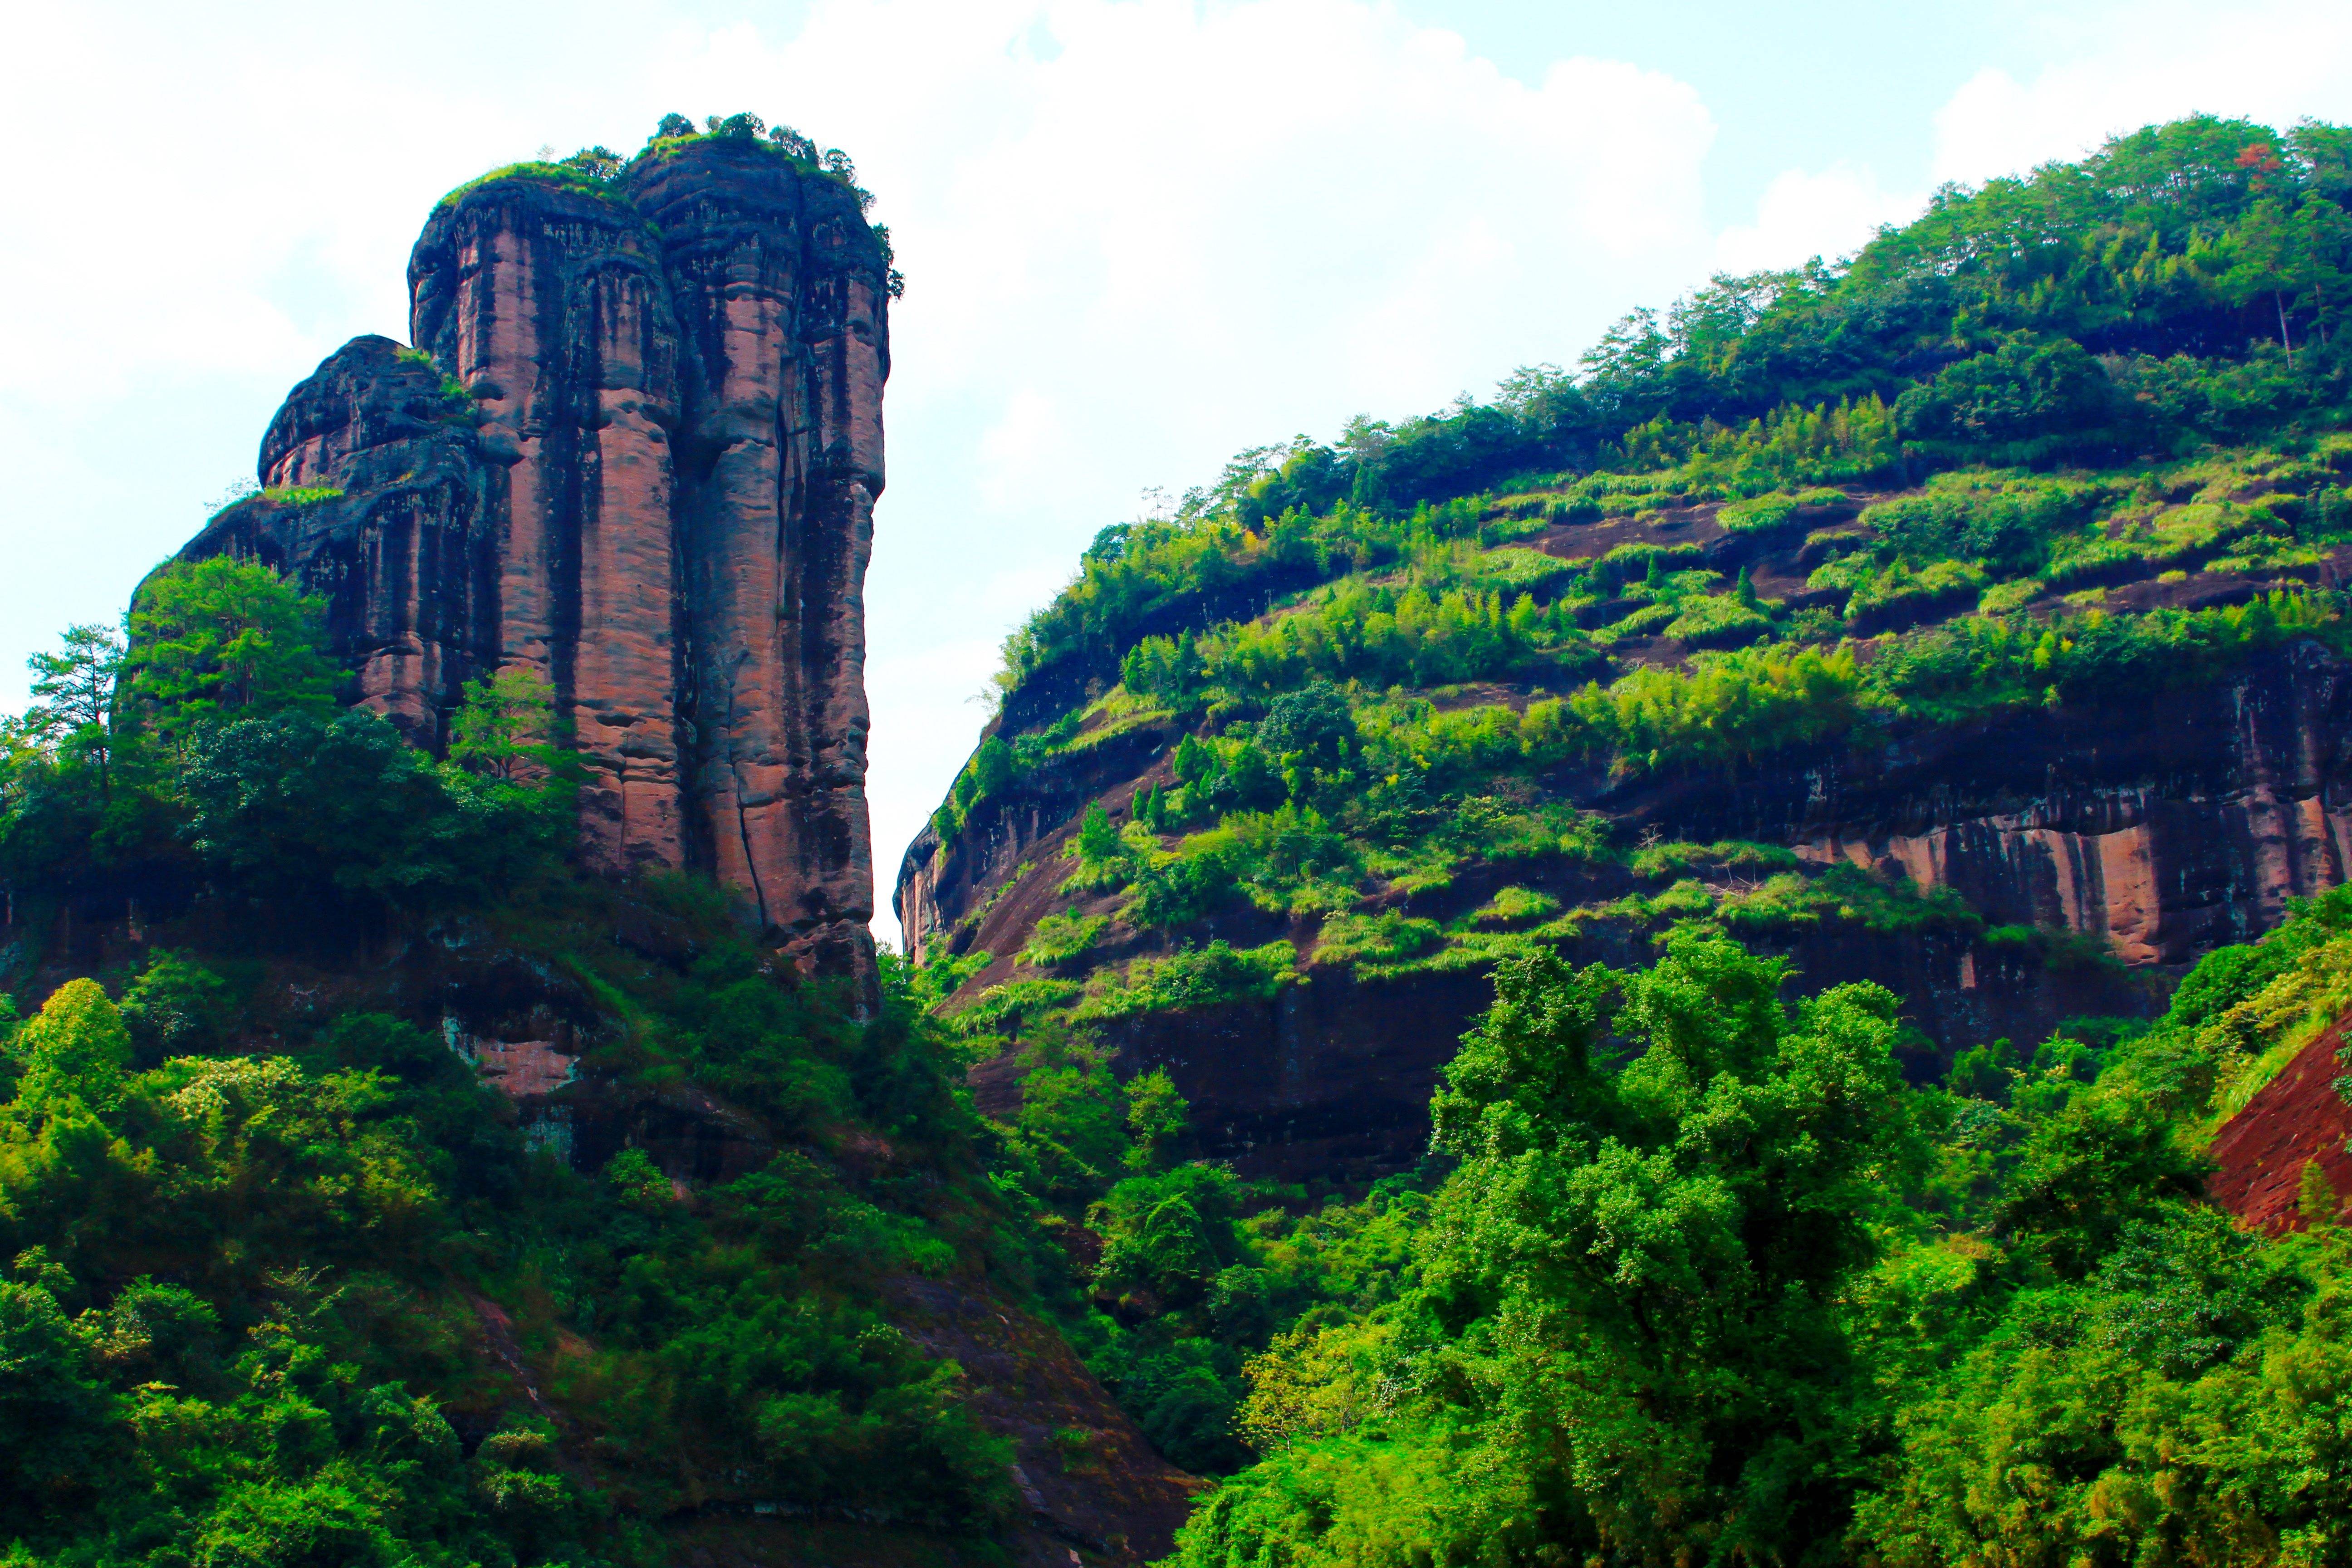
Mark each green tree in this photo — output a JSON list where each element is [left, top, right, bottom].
[[25, 624, 124, 799], [118, 951, 232, 1065], [446, 666, 563, 781], [0, 1279, 109, 1533], [126, 558, 336, 746], [10, 978, 131, 1114], [1177, 934, 1924, 1567], [181, 710, 567, 913], [2300, 1156, 2341, 1227], [1076, 801, 1122, 862], [1122, 1067, 1189, 1171]]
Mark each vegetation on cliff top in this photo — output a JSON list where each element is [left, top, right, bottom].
[[921, 113, 2352, 1008], [436, 114, 904, 299], [980, 113, 2352, 710]]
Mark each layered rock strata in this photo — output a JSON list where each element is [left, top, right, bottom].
[[176, 139, 888, 974], [898, 642, 2352, 1176]]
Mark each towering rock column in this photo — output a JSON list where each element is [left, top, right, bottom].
[[408, 181, 689, 876], [621, 142, 885, 974], [167, 135, 891, 977]]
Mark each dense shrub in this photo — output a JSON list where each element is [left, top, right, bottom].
[[181, 710, 569, 914]]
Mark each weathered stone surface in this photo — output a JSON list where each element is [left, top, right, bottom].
[[2211, 1011, 2352, 1232], [172, 141, 889, 977], [185, 335, 502, 749], [1643, 638, 2352, 962], [407, 174, 687, 879], [898, 642, 2352, 1175], [619, 145, 885, 976]]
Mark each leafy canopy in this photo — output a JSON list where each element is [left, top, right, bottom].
[[126, 557, 337, 745]]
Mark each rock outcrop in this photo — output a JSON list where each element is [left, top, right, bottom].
[[897, 640, 2352, 1176], [177, 138, 889, 975], [2210, 1010, 2352, 1233]]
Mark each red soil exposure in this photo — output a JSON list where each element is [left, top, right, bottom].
[[2208, 1015, 2352, 1233]]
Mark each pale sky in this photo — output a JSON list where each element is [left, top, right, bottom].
[[3, 0, 2348, 946]]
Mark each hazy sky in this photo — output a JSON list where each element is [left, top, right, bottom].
[[4, 0, 2348, 945]]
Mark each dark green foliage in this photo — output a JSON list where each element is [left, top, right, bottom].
[[182, 710, 571, 915], [1255, 683, 1356, 775], [126, 558, 338, 747], [1895, 333, 2116, 449], [118, 948, 233, 1065], [932, 734, 1024, 844], [0, 883, 1019, 1563], [0, 1278, 109, 1531], [1075, 799, 1119, 861], [1125, 849, 1239, 928]]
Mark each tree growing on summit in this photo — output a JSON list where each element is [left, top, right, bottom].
[[558, 145, 622, 180]]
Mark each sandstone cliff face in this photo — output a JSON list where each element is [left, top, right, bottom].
[[2210, 1010, 2352, 1233], [1637, 639, 2352, 962], [897, 642, 2352, 1176], [177, 140, 888, 974]]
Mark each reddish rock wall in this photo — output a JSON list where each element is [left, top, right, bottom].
[[899, 642, 2352, 1175], [2210, 1014, 2352, 1232], [407, 177, 687, 877], [171, 140, 889, 976], [621, 148, 884, 975], [1715, 640, 2352, 963]]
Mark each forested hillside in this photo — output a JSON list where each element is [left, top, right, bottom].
[[0, 555, 1088, 1564], [895, 115, 2352, 1563]]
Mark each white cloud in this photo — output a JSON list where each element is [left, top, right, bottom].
[[977, 390, 1072, 512], [1930, 0, 2352, 188], [1714, 165, 1919, 274]]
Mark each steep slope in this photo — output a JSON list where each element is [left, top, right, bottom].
[[900, 465, 2352, 1176], [899, 114, 2352, 1180], [181, 129, 890, 975], [2209, 1010, 2352, 1230]]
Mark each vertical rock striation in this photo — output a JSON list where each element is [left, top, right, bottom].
[[407, 175, 688, 876], [172, 138, 890, 975]]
